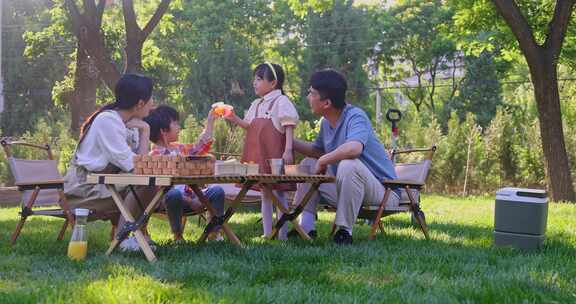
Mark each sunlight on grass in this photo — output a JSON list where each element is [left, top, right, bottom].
[[0, 195, 575, 303]]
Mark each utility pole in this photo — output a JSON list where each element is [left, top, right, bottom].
[[0, 0, 4, 114], [0, 1, 5, 113], [375, 87, 382, 124], [371, 42, 382, 124]]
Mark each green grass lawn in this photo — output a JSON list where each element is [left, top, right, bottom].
[[0, 195, 575, 303]]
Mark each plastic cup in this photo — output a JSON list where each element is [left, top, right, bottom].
[[267, 159, 284, 175]]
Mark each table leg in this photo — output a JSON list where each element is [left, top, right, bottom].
[[266, 183, 320, 241], [190, 184, 248, 246], [105, 185, 164, 262]]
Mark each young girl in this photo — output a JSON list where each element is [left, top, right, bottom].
[[64, 74, 157, 252], [144, 105, 225, 242], [225, 63, 299, 240]]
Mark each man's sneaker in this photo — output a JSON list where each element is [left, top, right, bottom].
[[333, 229, 353, 245], [287, 229, 317, 239]]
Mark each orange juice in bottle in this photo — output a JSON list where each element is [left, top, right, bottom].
[[67, 208, 89, 261], [68, 241, 87, 260]]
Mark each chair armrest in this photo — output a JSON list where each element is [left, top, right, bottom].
[[15, 179, 64, 190], [381, 179, 424, 187]]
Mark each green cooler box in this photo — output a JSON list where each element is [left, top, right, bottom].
[[494, 187, 548, 250]]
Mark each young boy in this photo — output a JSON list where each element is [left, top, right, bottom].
[[144, 105, 225, 242]]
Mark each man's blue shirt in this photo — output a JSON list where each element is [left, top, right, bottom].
[[313, 104, 397, 181]]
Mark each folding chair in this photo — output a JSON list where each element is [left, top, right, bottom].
[[329, 146, 436, 240], [1, 138, 117, 245]]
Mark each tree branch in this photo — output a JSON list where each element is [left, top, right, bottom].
[[491, 0, 540, 62], [84, 0, 97, 17], [64, 0, 83, 37], [544, 0, 576, 58], [122, 0, 141, 41], [142, 0, 172, 39], [96, 0, 106, 27]]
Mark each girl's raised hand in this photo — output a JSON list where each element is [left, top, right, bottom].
[[223, 108, 237, 121]]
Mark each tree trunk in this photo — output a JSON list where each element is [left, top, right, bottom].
[[70, 43, 98, 135], [125, 39, 143, 74], [530, 58, 575, 202]]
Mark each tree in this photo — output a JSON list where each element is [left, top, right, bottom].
[[57, 0, 171, 132], [1, 0, 69, 135], [298, 0, 376, 119], [63, 1, 106, 134], [452, 0, 575, 202], [384, 0, 458, 115], [445, 51, 503, 129], [158, 0, 275, 117]]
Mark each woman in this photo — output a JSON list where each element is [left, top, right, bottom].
[[64, 74, 156, 251]]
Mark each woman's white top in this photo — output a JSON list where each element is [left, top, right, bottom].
[[243, 89, 299, 133], [75, 110, 139, 172]]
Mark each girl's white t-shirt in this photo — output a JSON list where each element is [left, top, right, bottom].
[[243, 89, 299, 133], [75, 110, 139, 172]]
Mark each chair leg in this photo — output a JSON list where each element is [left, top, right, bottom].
[[413, 210, 430, 240], [11, 187, 40, 246], [405, 186, 430, 240], [369, 189, 391, 240], [330, 222, 337, 237], [57, 219, 69, 241], [197, 212, 206, 226], [10, 216, 28, 245], [369, 219, 379, 240], [378, 221, 386, 236], [181, 216, 188, 232], [109, 216, 119, 241]]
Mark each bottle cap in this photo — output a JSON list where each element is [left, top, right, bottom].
[[75, 208, 90, 217]]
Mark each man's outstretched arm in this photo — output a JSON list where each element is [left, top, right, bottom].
[[294, 139, 324, 159]]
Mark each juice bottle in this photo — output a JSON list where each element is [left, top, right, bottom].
[[67, 208, 89, 261]]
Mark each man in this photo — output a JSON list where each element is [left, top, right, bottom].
[[292, 69, 399, 245]]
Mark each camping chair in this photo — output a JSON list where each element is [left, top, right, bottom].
[[1, 138, 118, 245], [329, 146, 436, 240]]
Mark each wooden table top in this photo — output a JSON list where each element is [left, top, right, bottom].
[[86, 173, 335, 186]]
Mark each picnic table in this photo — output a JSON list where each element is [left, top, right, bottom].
[[86, 173, 335, 262]]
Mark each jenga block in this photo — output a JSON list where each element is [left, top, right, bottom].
[[151, 155, 161, 162], [162, 168, 172, 175], [143, 168, 153, 175], [167, 161, 175, 169], [177, 162, 186, 169], [146, 161, 153, 169]]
